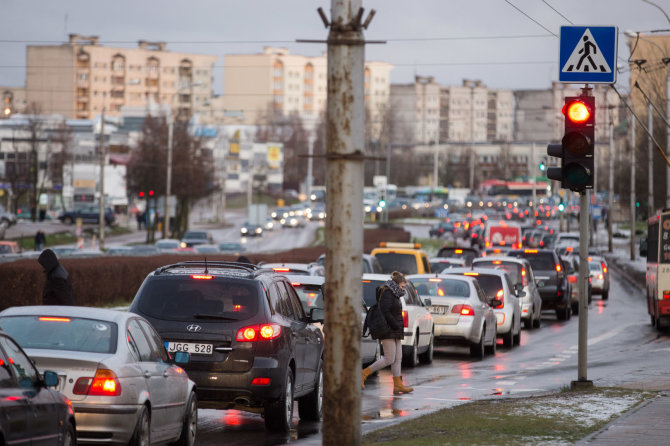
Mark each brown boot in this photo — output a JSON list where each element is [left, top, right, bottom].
[[393, 376, 413, 395], [361, 367, 373, 390]]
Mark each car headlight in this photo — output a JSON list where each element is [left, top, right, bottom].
[[256, 227, 263, 234], [241, 228, 248, 234]]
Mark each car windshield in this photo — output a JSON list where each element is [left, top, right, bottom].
[[219, 243, 242, 251], [510, 251, 556, 271], [184, 231, 207, 239], [137, 277, 259, 321], [430, 262, 459, 273], [411, 278, 470, 298], [436, 248, 476, 265], [0, 316, 117, 354], [291, 283, 324, 312], [0, 245, 12, 254], [470, 274, 504, 299], [374, 253, 418, 274], [474, 261, 522, 284]]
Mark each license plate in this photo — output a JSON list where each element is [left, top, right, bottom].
[[166, 342, 213, 355], [429, 306, 448, 314]]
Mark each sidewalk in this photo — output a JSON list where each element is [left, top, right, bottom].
[[576, 393, 670, 445]]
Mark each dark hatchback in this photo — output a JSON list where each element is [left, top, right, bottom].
[[129, 261, 324, 432], [508, 249, 572, 320], [0, 330, 76, 445]]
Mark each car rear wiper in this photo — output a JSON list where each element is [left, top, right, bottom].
[[193, 313, 238, 320]]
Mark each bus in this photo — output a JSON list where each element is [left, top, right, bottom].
[[646, 209, 670, 331]]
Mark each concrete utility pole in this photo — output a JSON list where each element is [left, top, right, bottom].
[[98, 108, 106, 250], [307, 133, 315, 201], [608, 116, 614, 253], [323, 1, 366, 444], [164, 116, 173, 238], [666, 69, 670, 208], [433, 139, 439, 193], [631, 112, 637, 261], [648, 101, 654, 217], [530, 141, 537, 209]]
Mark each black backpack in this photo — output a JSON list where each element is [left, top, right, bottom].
[[363, 286, 390, 340]]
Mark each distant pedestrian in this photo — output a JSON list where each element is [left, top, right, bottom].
[[34, 230, 46, 251], [38, 248, 75, 306], [136, 211, 144, 230], [361, 271, 414, 395]]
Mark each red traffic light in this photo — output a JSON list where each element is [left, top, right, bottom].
[[563, 100, 591, 124], [149, 190, 154, 196], [139, 191, 145, 198]]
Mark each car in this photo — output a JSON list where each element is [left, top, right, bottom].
[[435, 246, 478, 266], [58, 205, 116, 225], [588, 255, 610, 300], [362, 274, 434, 367], [130, 244, 161, 256], [106, 246, 134, 256], [194, 244, 221, 255], [371, 242, 432, 275], [429, 257, 466, 273], [218, 242, 245, 254], [155, 238, 182, 252], [0, 204, 18, 226], [429, 221, 455, 239], [0, 328, 76, 445], [264, 218, 276, 231], [447, 268, 522, 348], [180, 230, 213, 247], [270, 207, 290, 221], [538, 232, 557, 250], [0, 305, 196, 444], [481, 247, 513, 257], [507, 249, 572, 321], [129, 261, 325, 433], [260, 262, 325, 276], [562, 255, 592, 314], [555, 232, 580, 247], [280, 215, 307, 228], [241, 222, 263, 237], [286, 274, 380, 367], [472, 256, 543, 329], [0, 240, 20, 255], [407, 274, 497, 359]]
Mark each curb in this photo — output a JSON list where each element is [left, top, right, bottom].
[[603, 253, 644, 290]]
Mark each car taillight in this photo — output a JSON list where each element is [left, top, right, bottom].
[[191, 275, 213, 280], [73, 369, 121, 396], [260, 324, 281, 340], [452, 304, 474, 316], [38, 317, 71, 322], [663, 290, 670, 299], [556, 264, 562, 273], [568, 275, 577, 283], [251, 377, 271, 386], [601, 262, 607, 274], [402, 310, 408, 328], [493, 289, 504, 309], [521, 269, 528, 286], [236, 324, 281, 342]]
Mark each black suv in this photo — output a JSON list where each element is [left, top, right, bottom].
[[508, 249, 572, 321], [129, 261, 324, 432]]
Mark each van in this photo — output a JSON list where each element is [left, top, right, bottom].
[[484, 221, 522, 250], [371, 242, 431, 275]]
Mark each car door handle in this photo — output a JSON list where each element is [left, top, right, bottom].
[[144, 370, 151, 378]]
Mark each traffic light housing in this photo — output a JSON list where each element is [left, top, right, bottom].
[[546, 96, 595, 192]]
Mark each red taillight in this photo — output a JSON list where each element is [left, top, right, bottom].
[[236, 326, 258, 342], [38, 317, 71, 322], [273, 267, 290, 272], [191, 274, 213, 280], [568, 275, 577, 284], [73, 369, 121, 396], [236, 324, 281, 342], [452, 304, 474, 316], [429, 278, 442, 283], [601, 262, 607, 274], [260, 324, 281, 340], [493, 290, 504, 309], [663, 290, 670, 299], [251, 377, 271, 386], [556, 264, 562, 273], [402, 310, 408, 328]]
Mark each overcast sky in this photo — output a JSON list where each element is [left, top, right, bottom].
[[2, 0, 669, 93]]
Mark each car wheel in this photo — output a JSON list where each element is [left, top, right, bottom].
[[129, 406, 150, 446], [298, 366, 323, 421], [572, 302, 579, 316], [404, 331, 420, 368], [556, 307, 566, 321], [172, 391, 197, 446], [419, 330, 434, 364], [264, 371, 294, 432], [523, 313, 532, 329], [502, 327, 513, 348], [651, 314, 656, 327], [602, 290, 609, 300], [63, 216, 73, 225], [470, 326, 485, 360], [533, 313, 541, 329], [513, 324, 521, 346], [60, 421, 76, 446], [485, 330, 496, 355]]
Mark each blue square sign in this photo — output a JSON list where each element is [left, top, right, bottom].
[[559, 26, 618, 84]]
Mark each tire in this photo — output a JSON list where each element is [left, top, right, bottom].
[[403, 331, 420, 368], [651, 314, 656, 327], [523, 313, 532, 329], [485, 330, 496, 356], [60, 421, 76, 446], [298, 366, 323, 421], [502, 327, 513, 348], [264, 371, 294, 432], [129, 406, 150, 446], [418, 331, 434, 364], [172, 391, 197, 446], [470, 326, 485, 360], [533, 314, 541, 329], [556, 307, 567, 321], [513, 325, 521, 346], [602, 290, 609, 300], [572, 302, 579, 316]]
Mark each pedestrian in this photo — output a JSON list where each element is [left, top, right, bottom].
[[38, 248, 75, 306], [136, 211, 144, 230], [34, 230, 46, 251], [361, 271, 414, 395]]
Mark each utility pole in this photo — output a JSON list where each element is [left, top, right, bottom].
[[98, 108, 106, 251], [164, 116, 173, 238], [433, 139, 439, 195], [307, 133, 315, 201], [608, 114, 614, 253], [648, 101, 654, 217], [530, 141, 537, 209], [322, 2, 367, 444], [383, 141, 390, 223], [631, 111, 637, 261], [666, 68, 670, 208]]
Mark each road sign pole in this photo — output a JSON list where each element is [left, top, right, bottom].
[[573, 189, 593, 389]]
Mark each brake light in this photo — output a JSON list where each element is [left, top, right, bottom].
[[273, 268, 290, 273], [236, 326, 258, 342], [455, 249, 463, 254], [402, 310, 408, 328], [73, 369, 121, 396], [236, 324, 281, 342], [493, 289, 504, 309], [493, 260, 502, 265], [464, 272, 479, 276], [452, 304, 474, 316], [437, 288, 445, 296], [664, 290, 670, 299], [601, 262, 607, 274], [191, 275, 213, 280], [291, 282, 301, 286], [556, 264, 562, 273], [568, 275, 578, 283], [38, 317, 71, 322], [260, 324, 281, 340], [252, 377, 271, 386], [525, 249, 538, 253], [429, 278, 442, 283]]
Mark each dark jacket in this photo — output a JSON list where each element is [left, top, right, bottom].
[[38, 249, 75, 306], [378, 286, 404, 340]]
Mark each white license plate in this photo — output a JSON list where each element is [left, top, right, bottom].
[[166, 342, 213, 355], [429, 306, 448, 314]]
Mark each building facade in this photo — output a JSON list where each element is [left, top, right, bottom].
[[26, 34, 217, 121]]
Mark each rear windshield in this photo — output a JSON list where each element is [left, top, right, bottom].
[[291, 283, 324, 312], [430, 261, 460, 273], [589, 262, 602, 272], [0, 245, 12, 254], [509, 251, 556, 271], [0, 316, 118, 354], [471, 275, 504, 299], [436, 248, 477, 265], [474, 261, 522, 284], [136, 277, 259, 322], [362, 280, 386, 307], [411, 278, 470, 298], [184, 231, 207, 239], [374, 253, 418, 274]]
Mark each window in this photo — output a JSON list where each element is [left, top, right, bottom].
[[138, 320, 169, 363], [281, 281, 306, 320], [127, 319, 155, 362], [0, 336, 38, 389], [274, 282, 295, 319]]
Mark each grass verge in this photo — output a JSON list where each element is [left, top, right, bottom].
[[363, 387, 656, 446]]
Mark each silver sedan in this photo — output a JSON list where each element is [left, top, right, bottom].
[[0, 306, 197, 445]]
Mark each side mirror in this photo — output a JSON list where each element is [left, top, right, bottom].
[[310, 307, 325, 323], [43, 370, 59, 388], [423, 298, 432, 306], [516, 290, 527, 298], [173, 351, 190, 365], [514, 283, 524, 293]]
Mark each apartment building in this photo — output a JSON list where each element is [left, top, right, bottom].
[[224, 47, 393, 133], [487, 89, 514, 142], [440, 80, 490, 142], [390, 76, 441, 144], [25, 34, 217, 120]]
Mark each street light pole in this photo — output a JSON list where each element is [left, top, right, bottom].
[[164, 116, 173, 238], [608, 114, 614, 253], [98, 108, 106, 251], [631, 111, 637, 261], [648, 101, 654, 217]]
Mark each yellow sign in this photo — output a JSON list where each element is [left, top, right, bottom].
[[267, 146, 281, 166], [229, 142, 240, 155], [74, 179, 96, 188]]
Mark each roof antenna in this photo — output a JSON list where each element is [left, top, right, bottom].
[[204, 257, 209, 275]]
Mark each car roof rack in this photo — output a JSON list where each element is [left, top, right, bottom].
[[155, 261, 261, 277]]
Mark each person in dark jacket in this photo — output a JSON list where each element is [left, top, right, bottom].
[[38, 249, 75, 306], [361, 271, 413, 395], [34, 230, 46, 251]]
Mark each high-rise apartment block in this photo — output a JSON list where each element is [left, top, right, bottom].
[[26, 34, 217, 120]]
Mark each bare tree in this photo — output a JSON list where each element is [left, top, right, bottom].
[[49, 119, 73, 210]]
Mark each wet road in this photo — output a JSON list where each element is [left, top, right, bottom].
[[193, 267, 670, 445]]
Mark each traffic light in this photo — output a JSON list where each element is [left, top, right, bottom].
[[546, 96, 595, 192], [138, 191, 145, 198], [558, 202, 565, 212], [378, 199, 386, 209], [539, 161, 546, 172]]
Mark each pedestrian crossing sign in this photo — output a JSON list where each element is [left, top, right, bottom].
[[559, 26, 618, 84]]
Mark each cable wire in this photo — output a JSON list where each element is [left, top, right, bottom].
[[504, 0, 557, 37]]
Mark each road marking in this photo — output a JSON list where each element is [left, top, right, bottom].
[[495, 381, 517, 385], [587, 324, 634, 346]]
